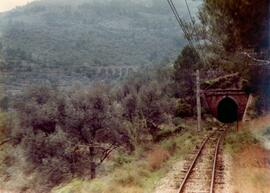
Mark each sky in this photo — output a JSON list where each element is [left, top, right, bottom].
[[0, 0, 36, 12], [0, 0, 201, 13]]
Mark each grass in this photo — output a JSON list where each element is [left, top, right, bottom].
[[225, 114, 270, 155], [225, 129, 259, 155], [225, 116, 270, 193], [52, 129, 205, 193]]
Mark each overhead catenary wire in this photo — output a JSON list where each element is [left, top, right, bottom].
[[167, 0, 204, 132], [166, 0, 195, 49], [184, 0, 207, 66], [166, 0, 185, 31], [184, 0, 199, 42], [167, 0, 207, 66], [184, 0, 196, 25], [167, 0, 194, 46]]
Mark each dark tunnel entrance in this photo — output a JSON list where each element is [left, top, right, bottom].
[[217, 97, 238, 123]]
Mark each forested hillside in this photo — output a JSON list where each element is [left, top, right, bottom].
[[0, 0, 200, 94], [0, 0, 270, 193]]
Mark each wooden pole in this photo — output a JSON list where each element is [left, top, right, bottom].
[[242, 94, 252, 122], [196, 69, 201, 131]]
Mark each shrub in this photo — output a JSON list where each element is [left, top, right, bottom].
[[175, 99, 193, 117]]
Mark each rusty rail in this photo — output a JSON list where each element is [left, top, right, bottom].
[[177, 132, 212, 193], [210, 134, 222, 193], [177, 130, 225, 193]]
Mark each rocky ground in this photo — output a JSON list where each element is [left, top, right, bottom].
[[153, 160, 185, 193]]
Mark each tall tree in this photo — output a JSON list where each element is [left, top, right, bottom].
[[199, 0, 269, 52], [174, 45, 201, 98]]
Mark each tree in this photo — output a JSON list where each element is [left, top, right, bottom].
[[63, 84, 126, 179], [14, 85, 62, 135], [198, 0, 270, 113], [138, 81, 175, 141], [122, 91, 139, 122], [11, 86, 71, 191], [12, 84, 128, 189], [118, 77, 176, 143], [199, 0, 269, 52], [120, 88, 148, 149], [174, 45, 200, 98]]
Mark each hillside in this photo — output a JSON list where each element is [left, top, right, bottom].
[[0, 0, 200, 94]]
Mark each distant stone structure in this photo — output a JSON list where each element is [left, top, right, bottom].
[[88, 66, 138, 79]]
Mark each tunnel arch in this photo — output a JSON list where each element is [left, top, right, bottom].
[[217, 97, 238, 123]]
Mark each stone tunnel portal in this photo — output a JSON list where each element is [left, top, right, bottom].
[[217, 97, 238, 123]]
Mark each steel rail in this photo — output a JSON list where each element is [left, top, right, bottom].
[[177, 130, 225, 193], [210, 134, 222, 193], [177, 132, 213, 193]]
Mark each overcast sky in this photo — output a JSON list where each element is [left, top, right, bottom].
[[0, 0, 36, 12]]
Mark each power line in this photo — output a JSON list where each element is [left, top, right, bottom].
[[166, 0, 195, 48], [167, 0, 207, 68], [184, 0, 207, 65], [167, 0, 207, 66], [184, 0, 195, 25], [166, 0, 187, 36]]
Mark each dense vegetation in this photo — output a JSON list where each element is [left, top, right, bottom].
[[200, 0, 269, 52], [196, 0, 270, 112], [0, 67, 184, 192], [0, 0, 269, 192]]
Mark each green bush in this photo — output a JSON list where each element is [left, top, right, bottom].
[[175, 99, 193, 117]]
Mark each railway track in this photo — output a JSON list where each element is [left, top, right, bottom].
[[177, 129, 226, 193]]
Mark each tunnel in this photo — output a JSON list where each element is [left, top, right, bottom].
[[217, 97, 238, 123]]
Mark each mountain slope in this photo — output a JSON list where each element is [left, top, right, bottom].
[[0, 0, 199, 93]]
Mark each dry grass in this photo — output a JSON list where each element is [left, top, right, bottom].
[[147, 147, 170, 171], [103, 184, 144, 193], [228, 115, 270, 193], [231, 145, 270, 193], [239, 114, 270, 131]]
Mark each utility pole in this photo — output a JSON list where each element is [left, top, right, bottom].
[[196, 69, 201, 131]]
